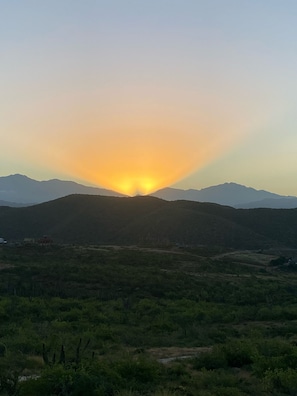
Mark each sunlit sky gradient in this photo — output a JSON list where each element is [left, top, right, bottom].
[[2, 1, 297, 195]]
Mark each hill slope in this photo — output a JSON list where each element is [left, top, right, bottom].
[[1, 195, 297, 248]]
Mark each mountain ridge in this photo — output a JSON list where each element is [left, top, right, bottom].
[[151, 183, 297, 208], [1, 174, 297, 209], [0, 174, 126, 204]]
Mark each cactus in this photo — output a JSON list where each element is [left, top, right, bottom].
[[59, 345, 66, 365], [75, 338, 82, 365], [0, 342, 6, 357], [42, 343, 49, 365]]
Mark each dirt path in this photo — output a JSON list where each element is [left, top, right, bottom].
[[147, 346, 212, 363]]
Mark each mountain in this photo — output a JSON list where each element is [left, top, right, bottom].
[[0, 199, 33, 207], [2, 175, 297, 209], [0, 174, 125, 205], [235, 197, 297, 209], [151, 183, 297, 209], [1, 194, 297, 249]]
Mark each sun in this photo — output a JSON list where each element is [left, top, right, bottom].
[[115, 176, 159, 196]]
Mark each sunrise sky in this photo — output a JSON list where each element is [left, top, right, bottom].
[[2, 1, 297, 196]]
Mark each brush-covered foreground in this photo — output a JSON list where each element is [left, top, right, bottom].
[[1, 244, 297, 395]]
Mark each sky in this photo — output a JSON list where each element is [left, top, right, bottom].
[[2, 1, 297, 196]]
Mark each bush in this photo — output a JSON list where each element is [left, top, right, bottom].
[[19, 356, 163, 396], [193, 346, 227, 370], [19, 363, 122, 396], [113, 355, 162, 392], [221, 340, 255, 368], [195, 368, 245, 394], [264, 368, 297, 394], [270, 256, 287, 266]]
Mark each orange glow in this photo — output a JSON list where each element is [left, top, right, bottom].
[[25, 103, 243, 195], [51, 125, 236, 195]]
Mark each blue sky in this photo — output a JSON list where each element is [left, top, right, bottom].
[[1, 1, 297, 195]]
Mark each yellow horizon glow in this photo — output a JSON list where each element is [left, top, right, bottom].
[[55, 129, 237, 196], [18, 101, 249, 196], [114, 177, 157, 196], [65, 124, 230, 196]]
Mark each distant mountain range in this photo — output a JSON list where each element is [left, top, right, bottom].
[[1, 194, 297, 249], [151, 183, 297, 209], [0, 174, 125, 205], [0, 200, 30, 208], [0, 174, 297, 209]]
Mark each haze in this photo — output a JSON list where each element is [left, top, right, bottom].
[[2, 1, 297, 195]]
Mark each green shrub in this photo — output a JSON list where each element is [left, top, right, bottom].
[[195, 368, 243, 392], [113, 355, 162, 392], [192, 346, 227, 370], [19, 363, 122, 396], [221, 340, 256, 368], [264, 367, 297, 394]]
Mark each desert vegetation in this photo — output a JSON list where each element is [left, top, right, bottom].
[[1, 244, 297, 394]]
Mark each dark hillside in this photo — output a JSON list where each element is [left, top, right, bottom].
[[0, 195, 166, 244], [0, 194, 296, 247], [207, 206, 297, 248], [113, 202, 271, 248], [161, 200, 297, 248]]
